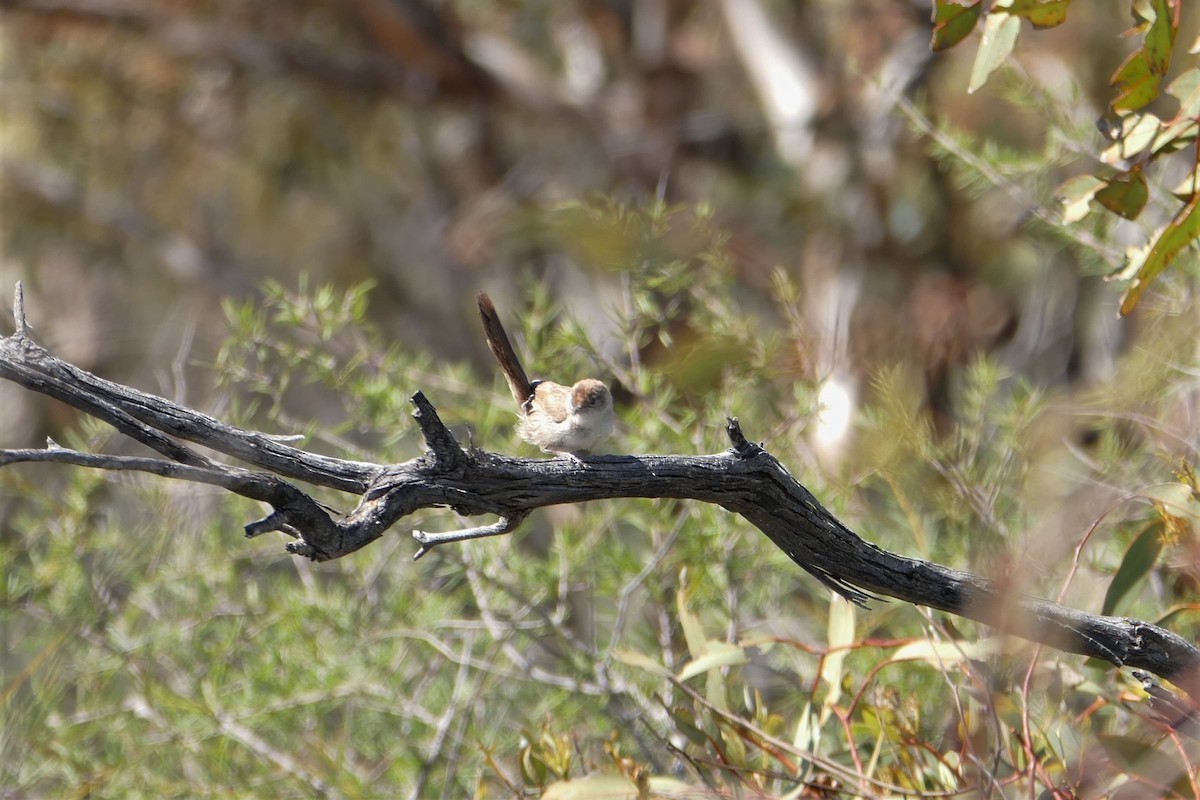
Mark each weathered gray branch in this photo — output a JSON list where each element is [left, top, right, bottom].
[[2, 284, 1199, 707]]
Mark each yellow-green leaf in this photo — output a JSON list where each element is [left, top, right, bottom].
[[968, 12, 1021, 93], [1111, 51, 1160, 112], [1120, 193, 1200, 314], [1007, 0, 1070, 28], [1142, 0, 1178, 75], [931, 0, 982, 52], [1094, 168, 1149, 220]]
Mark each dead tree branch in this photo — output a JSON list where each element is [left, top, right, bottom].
[[2, 284, 1199, 705]]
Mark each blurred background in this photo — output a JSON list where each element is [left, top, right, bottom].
[[2, 1, 1200, 796], [2, 0, 1186, 442]]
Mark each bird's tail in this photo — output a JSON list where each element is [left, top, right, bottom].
[[477, 293, 535, 411]]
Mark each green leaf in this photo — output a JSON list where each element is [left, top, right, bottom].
[[968, 12, 1021, 93], [1101, 521, 1163, 616], [1142, 0, 1178, 75], [1097, 734, 1185, 787], [1007, 0, 1071, 28], [931, 0, 982, 52], [668, 706, 710, 747], [1110, 0, 1178, 112], [1120, 193, 1200, 314], [1094, 168, 1149, 220], [1111, 51, 1160, 112]]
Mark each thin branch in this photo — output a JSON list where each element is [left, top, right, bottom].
[[13, 280, 27, 336], [411, 511, 530, 559]]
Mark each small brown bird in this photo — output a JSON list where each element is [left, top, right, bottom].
[[477, 293, 614, 457]]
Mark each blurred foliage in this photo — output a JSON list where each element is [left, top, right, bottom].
[[937, 0, 1200, 315], [1, 0, 1199, 797]]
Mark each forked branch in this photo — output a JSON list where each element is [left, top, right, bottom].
[[2, 284, 1199, 708]]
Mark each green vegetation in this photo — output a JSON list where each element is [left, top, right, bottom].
[[1, 1, 1199, 797]]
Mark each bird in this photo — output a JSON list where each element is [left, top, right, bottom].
[[477, 293, 614, 458]]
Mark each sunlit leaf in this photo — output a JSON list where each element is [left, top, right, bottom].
[[1150, 118, 1198, 155], [1008, 0, 1071, 28], [819, 594, 855, 711], [792, 701, 820, 785], [676, 642, 749, 682], [931, 0, 982, 52], [889, 637, 1007, 666], [1171, 166, 1200, 201], [1101, 113, 1161, 162], [611, 648, 672, 677], [1150, 69, 1200, 154], [1166, 68, 1200, 115], [968, 12, 1021, 93], [1058, 174, 1105, 223], [1119, 193, 1200, 314], [1144, 483, 1200, 526], [543, 774, 638, 799], [1101, 521, 1163, 615], [1094, 168, 1149, 220], [648, 777, 701, 796]]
